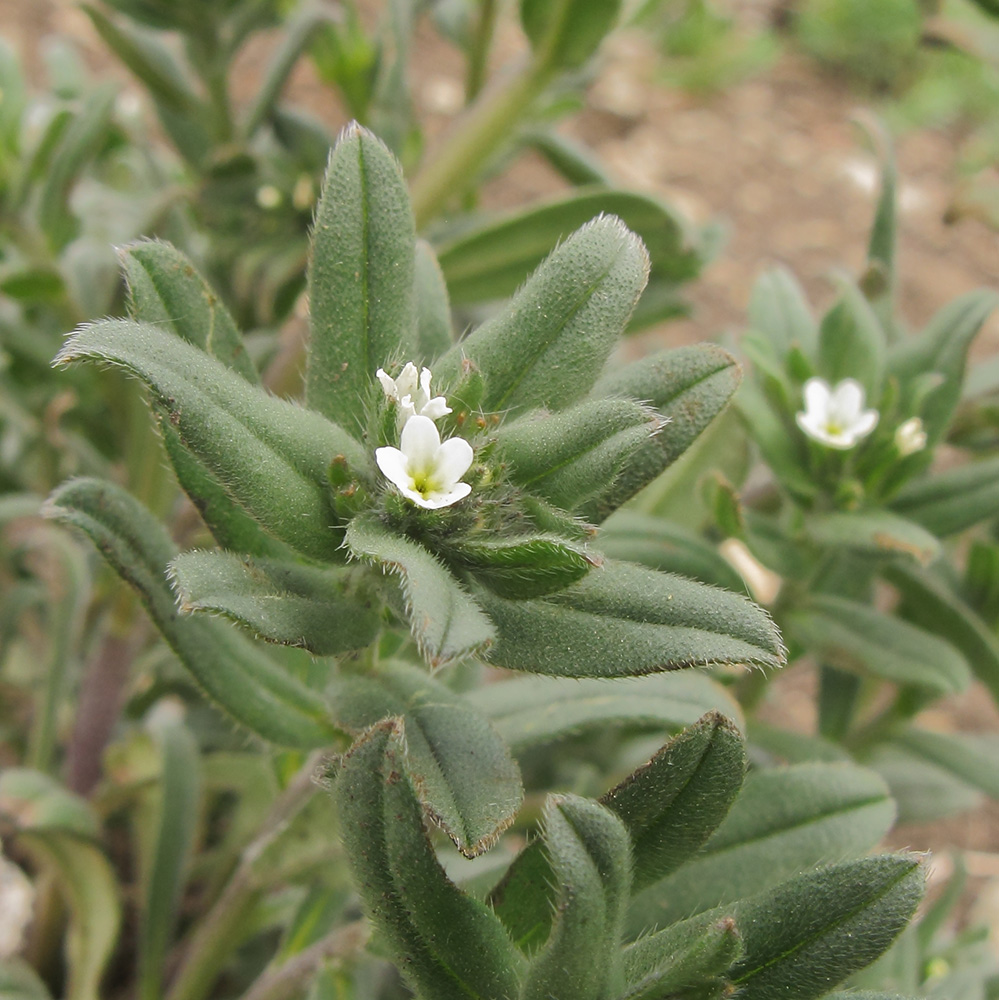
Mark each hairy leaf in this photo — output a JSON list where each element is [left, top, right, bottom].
[[327, 660, 522, 856], [307, 123, 416, 434]]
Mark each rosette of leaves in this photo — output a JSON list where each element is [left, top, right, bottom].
[[682, 138, 999, 821], [329, 709, 923, 1000], [46, 123, 782, 860]]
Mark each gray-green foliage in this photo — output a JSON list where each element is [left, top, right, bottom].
[[42, 122, 925, 1000]]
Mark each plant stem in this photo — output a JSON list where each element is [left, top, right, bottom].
[[465, 0, 497, 104], [237, 921, 369, 1000], [164, 751, 326, 1000], [409, 55, 555, 228]]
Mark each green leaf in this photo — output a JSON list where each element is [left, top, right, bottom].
[[435, 214, 649, 417], [444, 534, 596, 599], [598, 512, 748, 592], [726, 855, 924, 1000], [818, 279, 886, 399], [327, 660, 522, 857], [496, 398, 660, 511], [121, 239, 258, 382], [307, 123, 416, 434], [345, 513, 494, 666], [805, 511, 939, 565], [584, 344, 742, 520], [0, 772, 120, 1000], [435, 189, 698, 312], [889, 289, 999, 445], [787, 595, 971, 695], [621, 912, 742, 1000], [491, 714, 745, 952], [169, 551, 380, 656], [884, 561, 999, 702], [0, 268, 65, 301], [892, 727, 999, 800], [44, 478, 339, 748], [520, 0, 622, 69], [475, 558, 784, 678], [627, 761, 896, 932], [414, 239, 453, 361], [333, 719, 522, 1000], [890, 456, 999, 537], [521, 130, 613, 187], [55, 320, 368, 561], [0, 769, 98, 840], [519, 795, 631, 1000], [868, 744, 982, 823], [242, 4, 330, 138], [38, 83, 117, 251], [469, 671, 742, 751], [605, 712, 745, 890], [747, 266, 817, 357], [0, 959, 52, 1000], [137, 716, 199, 1000]]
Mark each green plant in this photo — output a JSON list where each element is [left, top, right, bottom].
[[0, 122, 928, 1000]]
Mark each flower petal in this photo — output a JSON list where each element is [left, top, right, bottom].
[[802, 378, 832, 417], [434, 436, 474, 485], [421, 396, 452, 420], [420, 482, 472, 509], [376, 368, 397, 399], [396, 362, 419, 399], [399, 414, 441, 471], [831, 379, 865, 421], [852, 409, 879, 439], [375, 447, 412, 492]]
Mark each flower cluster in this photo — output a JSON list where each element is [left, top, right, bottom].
[[375, 364, 473, 510]]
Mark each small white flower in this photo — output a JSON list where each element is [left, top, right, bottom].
[[796, 377, 879, 450], [894, 417, 927, 457], [376, 362, 451, 425], [376, 415, 473, 509]]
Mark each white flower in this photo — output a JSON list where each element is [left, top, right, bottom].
[[376, 415, 473, 509], [376, 362, 451, 425], [796, 377, 879, 450], [894, 417, 927, 457]]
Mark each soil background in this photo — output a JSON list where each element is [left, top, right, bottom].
[[3, 0, 999, 938]]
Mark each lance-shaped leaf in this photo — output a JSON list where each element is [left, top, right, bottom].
[[889, 289, 999, 444], [435, 215, 649, 417], [414, 239, 453, 361], [345, 513, 494, 666], [787, 595, 971, 695], [890, 456, 999, 537], [169, 550, 380, 656], [817, 279, 887, 400], [0, 771, 120, 1000], [621, 911, 742, 1000], [520, 0, 622, 69], [44, 478, 339, 748], [333, 719, 522, 1000], [475, 559, 784, 678], [519, 795, 631, 1000], [55, 321, 369, 561], [469, 672, 742, 751], [627, 761, 896, 932], [120, 241, 294, 556], [495, 399, 660, 511], [327, 660, 522, 857], [0, 959, 51, 999], [747, 266, 817, 357], [884, 561, 999, 702], [584, 344, 742, 521], [120, 239, 258, 382], [443, 534, 596, 599], [491, 714, 744, 952], [137, 716, 199, 1000], [598, 512, 747, 592], [804, 510, 939, 565], [891, 727, 999, 800], [307, 123, 416, 434], [434, 189, 701, 313], [725, 855, 924, 1000]]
